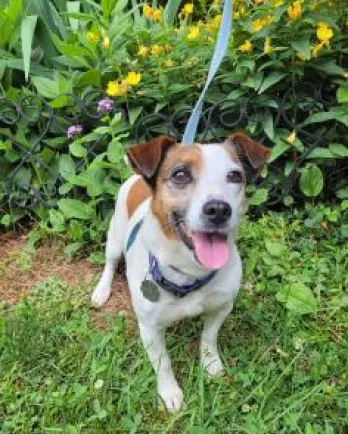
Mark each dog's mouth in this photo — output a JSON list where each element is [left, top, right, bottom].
[[172, 212, 230, 270]]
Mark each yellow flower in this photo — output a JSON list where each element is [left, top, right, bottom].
[[317, 22, 333, 45], [164, 58, 175, 68], [238, 40, 253, 53], [179, 3, 193, 18], [138, 45, 149, 57], [213, 14, 222, 28], [271, 0, 284, 6], [102, 36, 110, 49], [252, 16, 273, 32], [143, 4, 153, 19], [187, 25, 200, 40], [125, 72, 141, 86], [164, 43, 172, 52], [252, 19, 264, 32], [106, 81, 128, 97], [151, 8, 162, 22], [264, 37, 274, 54], [143, 4, 162, 22], [254, 0, 264, 4], [151, 44, 162, 56], [87, 31, 100, 44], [287, 131, 296, 144], [287, 1, 301, 20]]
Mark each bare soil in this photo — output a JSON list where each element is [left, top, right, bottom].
[[0, 231, 131, 312]]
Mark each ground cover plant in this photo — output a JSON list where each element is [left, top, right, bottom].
[[0, 0, 347, 244], [0, 209, 347, 434]]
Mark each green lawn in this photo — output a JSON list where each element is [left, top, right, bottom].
[[1, 210, 347, 434]]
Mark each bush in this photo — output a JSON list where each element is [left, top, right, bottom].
[[0, 0, 347, 250]]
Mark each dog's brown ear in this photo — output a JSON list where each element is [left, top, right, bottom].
[[227, 132, 270, 180], [126, 135, 176, 185]]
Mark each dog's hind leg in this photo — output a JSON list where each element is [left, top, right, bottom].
[[91, 177, 135, 308]]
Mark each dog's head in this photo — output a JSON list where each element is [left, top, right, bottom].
[[127, 133, 270, 270]]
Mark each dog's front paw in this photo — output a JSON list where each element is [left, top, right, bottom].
[[91, 284, 111, 308], [201, 352, 225, 377], [158, 380, 184, 413]]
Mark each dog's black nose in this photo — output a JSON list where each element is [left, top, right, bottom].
[[203, 200, 232, 225]]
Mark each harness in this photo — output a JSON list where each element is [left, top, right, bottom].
[[126, 218, 217, 298]]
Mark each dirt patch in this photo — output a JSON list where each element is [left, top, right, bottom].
[[0, 231, 131, 312]]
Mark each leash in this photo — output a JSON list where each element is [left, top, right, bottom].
[[182, 0, 233, 145]]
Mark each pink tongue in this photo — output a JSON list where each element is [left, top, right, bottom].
[[192, 232, 230, 270]]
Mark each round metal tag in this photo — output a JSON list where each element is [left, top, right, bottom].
[[141, 280, 160, 302]]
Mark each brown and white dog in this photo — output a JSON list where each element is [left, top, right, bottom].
[[92, 133, 270, 412]]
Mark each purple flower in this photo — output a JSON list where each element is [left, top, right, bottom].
[[97, 98, 114, 114], [329, 377, 337, 386], [66, 125, 83, 140]]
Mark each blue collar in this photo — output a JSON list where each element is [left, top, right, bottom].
[[126, 217, 218, 298], [149, 253, 217, 298]]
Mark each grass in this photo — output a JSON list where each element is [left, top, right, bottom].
[[0, 208, 347, 434]]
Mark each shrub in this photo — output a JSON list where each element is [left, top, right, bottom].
[[0, 0, 347, 251]]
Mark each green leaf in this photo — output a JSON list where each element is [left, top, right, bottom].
[[49, 209, 65, 229], [306, 147, 336, 159], [76, 70, 101, 87], [67, 1, 80, 31], [258, 72, 286, 94], [284, 161, 295, 176], [284, 195, 294, 206], [1, 214, 12, 227], [244, 72, 264, 91], [265, 240, 286, 257], [262, 113, 274, 140], [49, 95, 71, 108], [301, 111, 336, 126], [291, 36, 311, 60], [129, 107, 143, 126], [107, 140, 122, 163], [21, 15, 38, 81], [329, 143, 348, 157], [336, 187, 348, 199], [69, 142, 87, 158], [13, 167, 31, 190], [163, 0, 182, 26], [31, 76, 60, 99], [249, 188, 269, 206], [311, 59, 345, 76], [269, 140, 290, 163], [58, 198, 94, 220], [59, 154, 76, 180], [276, 283, 317, 315], [86, 167, 106, 197], [337, 85, 348, 104], [300, 164, 324, 197]]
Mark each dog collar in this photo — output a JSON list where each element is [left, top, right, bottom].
[[126, 218, 218, 298], [149, 253, 217, 298]]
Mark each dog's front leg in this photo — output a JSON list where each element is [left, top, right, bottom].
[[200, 303, 233, 376], [139, 322, 184, 413]]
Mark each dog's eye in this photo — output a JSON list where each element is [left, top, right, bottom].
[[227, 170, 243, 184], [171, 166, 192, 184]]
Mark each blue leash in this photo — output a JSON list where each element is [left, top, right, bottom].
[[182, 0, 233, 145]]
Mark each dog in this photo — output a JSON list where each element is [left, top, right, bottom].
[[91, 132, 270, 412]]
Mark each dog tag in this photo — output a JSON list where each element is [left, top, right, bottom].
[[141, 280, 160, 302]]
